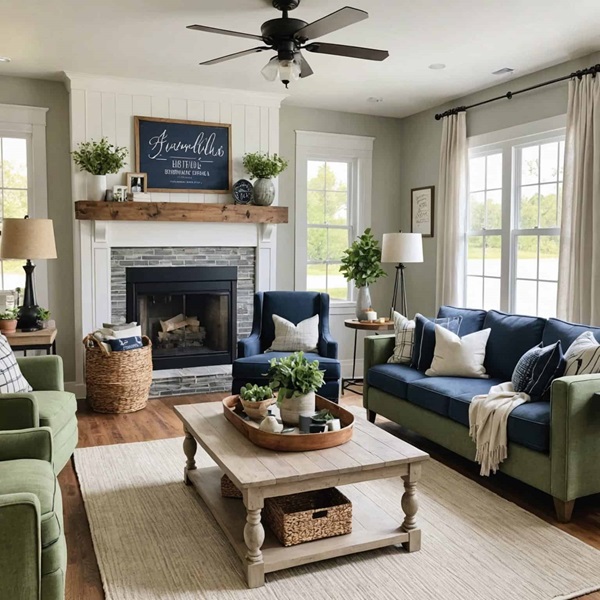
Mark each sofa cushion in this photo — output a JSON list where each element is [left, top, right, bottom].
[[367, 364, 428, 398], [437, 306, 487, 335], [0, 458, 63, 546], [36, 391, 78, 433], [412, 314, 462, 372], [483, 310, 546, 381], [233, 352, 340, 380], [542, 317, 600, 349], [448, 394, 550, 453]]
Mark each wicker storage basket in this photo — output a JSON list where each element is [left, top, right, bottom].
[[264, 488, 352, 547], [83, 334, 152, 414], [221, 474, 243, 499]]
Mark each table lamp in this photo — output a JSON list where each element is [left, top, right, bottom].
[[0, 216, 57, 331], [381, 232, 423, 319]]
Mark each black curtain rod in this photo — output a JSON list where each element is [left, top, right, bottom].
[[434, 63, 600, 121]]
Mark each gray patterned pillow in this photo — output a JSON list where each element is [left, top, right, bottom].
[[0, 334, 32, 393], [267, 314, 319, 353], [511, 344, 542, 393]]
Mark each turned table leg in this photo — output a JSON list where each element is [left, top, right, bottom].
[[243, 494, 265, 588], [401, 463, 421, 552], [183, 429, 197, 485]]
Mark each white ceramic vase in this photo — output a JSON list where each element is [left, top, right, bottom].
[[279, 390, 316, 425], [355, 285, 372, 320], [253, 178, 275, 206], [89, 174, 107, 201]]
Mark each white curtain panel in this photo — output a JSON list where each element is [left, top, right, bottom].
[[436, 111, 468, 309], [558, 74, 600, 325]]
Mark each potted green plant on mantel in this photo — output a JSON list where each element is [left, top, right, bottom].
[[239, 384, 275, 421], [242, 151, 288, 206], [72, 138, 128, 201], [340, 228, 387, 321], [266, 351, 325, 425], [0, 308, 18, 334]]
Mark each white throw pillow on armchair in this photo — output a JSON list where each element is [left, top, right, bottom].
[[426, 324, 491, 378], [267, 314, 319, 352]]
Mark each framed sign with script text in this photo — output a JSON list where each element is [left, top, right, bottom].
[[411, 186, 435, 238], [134, 116, 232, 193]]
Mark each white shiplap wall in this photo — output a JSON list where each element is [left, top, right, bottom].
[[64, 73, 285, 394]]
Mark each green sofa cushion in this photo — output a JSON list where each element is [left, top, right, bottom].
[[36, 391, 77, 433], [0, 459, 62, 547]]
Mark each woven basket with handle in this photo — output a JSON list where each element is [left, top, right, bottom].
[[83, 334, 153, 413]]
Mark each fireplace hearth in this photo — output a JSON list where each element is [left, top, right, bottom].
[[126, 266, 237, 370]]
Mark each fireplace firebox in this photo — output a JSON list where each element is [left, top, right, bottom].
[[126, 266, 237, 370]]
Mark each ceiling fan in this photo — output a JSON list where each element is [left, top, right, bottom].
[[187, 0, 389, 88]]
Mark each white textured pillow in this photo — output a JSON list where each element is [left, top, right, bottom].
[[426, 325, 491, 378], [564, 331, 600, 375], [267, 314, 319, 352], [0, 334, 32, 393], [388, 312, 415, 364]]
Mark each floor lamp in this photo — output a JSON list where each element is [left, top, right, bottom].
[[381, 232, 423, 319], [0, 217, 57, 331]]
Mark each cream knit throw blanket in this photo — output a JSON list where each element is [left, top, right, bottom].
[[469, 382, 531, 476]]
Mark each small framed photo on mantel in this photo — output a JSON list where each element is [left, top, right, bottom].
[[411, 186, 435, 238]]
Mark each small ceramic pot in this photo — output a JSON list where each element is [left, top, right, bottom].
[[279, 391, 316, 425], [327, 419, 341, 431], [253, 178, 275, 206], [0, 319, 17, 334], [89, 174, 107, 201], [240, 397, 275, 421]]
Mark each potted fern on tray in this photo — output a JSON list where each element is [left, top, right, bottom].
[[266, 352, 325, 425]]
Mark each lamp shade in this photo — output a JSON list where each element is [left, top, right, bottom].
[[381, 232, 423, 264], [0, 218, 57, 260]]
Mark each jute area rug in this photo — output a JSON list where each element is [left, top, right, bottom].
[[75, 436, 600, 600]]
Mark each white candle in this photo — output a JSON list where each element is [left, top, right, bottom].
[[366, 310, 377, 321]]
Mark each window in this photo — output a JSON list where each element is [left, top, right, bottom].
[[295, 131, 373, 307], [0, 135, 30, 290], [466, 118, 565, 317]]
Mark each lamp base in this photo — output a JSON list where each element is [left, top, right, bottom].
[[17, 304, 41, 332]]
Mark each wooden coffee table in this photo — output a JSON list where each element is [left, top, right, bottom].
[[174, 401, 429, 588]]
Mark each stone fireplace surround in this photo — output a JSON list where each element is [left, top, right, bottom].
[[74, 220, 277, 398]]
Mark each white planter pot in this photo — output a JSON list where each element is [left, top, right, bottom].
[[89, 174, 107, 201], [279, 390, 316, 425]]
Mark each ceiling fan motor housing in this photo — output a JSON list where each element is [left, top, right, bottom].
[[261, 18, 307, 59], [272, 0, 300, 11]]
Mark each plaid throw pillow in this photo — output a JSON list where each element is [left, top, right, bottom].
[[0, 334, 32, 393], [267, 314, 319, 353], [388, 312, 415, 364]]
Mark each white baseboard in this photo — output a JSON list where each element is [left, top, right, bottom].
[[65, 381, 86, 399]]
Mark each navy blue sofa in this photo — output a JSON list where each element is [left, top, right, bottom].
[[232, 292, 341, 402], [364, 306, 600, 521]]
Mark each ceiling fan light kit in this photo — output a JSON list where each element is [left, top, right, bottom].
[[188, 0, 389, 88]]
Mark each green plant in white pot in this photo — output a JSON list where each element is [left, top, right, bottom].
[[72, 138, 128, 201], [266, 351, 325, 425], [340, 228, 387, 320], [242, 152, 288, 206]]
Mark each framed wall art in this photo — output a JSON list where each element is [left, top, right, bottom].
[[411, 186, 435, 238], [134, 116, 232, 193]]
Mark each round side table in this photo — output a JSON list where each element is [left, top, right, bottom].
[[343, 319, 394, 394]]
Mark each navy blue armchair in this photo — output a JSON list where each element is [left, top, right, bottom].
[[232, 291, 341, 402]]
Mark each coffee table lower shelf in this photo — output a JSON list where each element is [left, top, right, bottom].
[[187, 466, 411, 586]]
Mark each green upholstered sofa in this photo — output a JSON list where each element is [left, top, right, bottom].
[[0, 427, 67, 600], [363, 307, 600, 522], [0, 355, 77, 474]]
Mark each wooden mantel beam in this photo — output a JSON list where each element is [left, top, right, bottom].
[[74, 201, 288, 224]]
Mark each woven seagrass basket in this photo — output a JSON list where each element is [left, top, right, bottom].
[[83, 334, 152, 414], [264, 488, 352, 547]]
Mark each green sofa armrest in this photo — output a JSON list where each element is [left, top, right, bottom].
[[0, 427, 53, 463], [363, 335, 395, 409], [0, 493, 41, 600], [16, 355, 64, 392], [0, 394, 39, 430], [550, 374, 600, 501]]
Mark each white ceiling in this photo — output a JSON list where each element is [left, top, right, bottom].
[[0, 0, 599, 118]]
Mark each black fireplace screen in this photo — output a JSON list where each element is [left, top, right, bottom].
[[126, 267, 237, 370]]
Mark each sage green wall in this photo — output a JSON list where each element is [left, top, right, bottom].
[[0, 75, 74, 380], [399, 51, 600, 318]]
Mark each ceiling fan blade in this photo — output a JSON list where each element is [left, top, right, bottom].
[[199, 47, 271, 66], [296, 52, 314, 78], [304, 42, 389, 61], [187, 24, 265, 42], [294, 7, 368, 42]]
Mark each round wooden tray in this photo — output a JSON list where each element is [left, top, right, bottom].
[[222, 395, 354, 452]]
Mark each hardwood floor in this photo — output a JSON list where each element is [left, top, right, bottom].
[[60, 392, 600, 599]]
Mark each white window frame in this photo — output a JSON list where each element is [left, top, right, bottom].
[[0, 104, 49, 307], [467, 115, 566, 315], [295, 131, 373, 314]]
